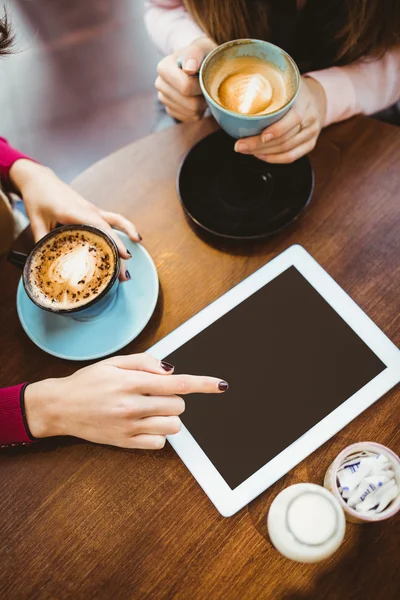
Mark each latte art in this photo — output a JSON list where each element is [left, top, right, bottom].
[[27, 228, 117, 310], [218, 72, 273, 115], [49, 245, 96, 288], [206, 55, 290, 117]]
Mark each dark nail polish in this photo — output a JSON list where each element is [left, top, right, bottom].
[[126, 248, 132, 256], [138, 233, 143, 242], [125, 270, 131, 280], [218, 381, 229, 391], [161, 360, 174, 372]]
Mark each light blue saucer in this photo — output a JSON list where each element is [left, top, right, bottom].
[[16, 232, 159, 361]]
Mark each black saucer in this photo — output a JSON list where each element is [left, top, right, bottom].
[[177, 130, 314, 240]]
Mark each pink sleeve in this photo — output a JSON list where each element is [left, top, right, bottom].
[[0, 137, 35, 183], [0, 383, 35, 447], [307, 46, 400, 127], [144, 0, 205, 55]]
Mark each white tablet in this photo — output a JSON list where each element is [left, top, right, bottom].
[[148, 245, 400, 517]]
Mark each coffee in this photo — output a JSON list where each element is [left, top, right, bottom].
[[26, 228, 117, 311], [206, 56, 290, 116]]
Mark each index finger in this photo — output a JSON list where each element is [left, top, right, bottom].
[[99, 210, 141, 243], [84, 216, 131, 261], [133, 372, 228, 396]]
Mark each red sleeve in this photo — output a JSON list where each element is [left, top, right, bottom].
[[0, 383, 36, 447], [0, 137, 36, 183]]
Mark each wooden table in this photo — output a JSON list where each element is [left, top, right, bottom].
[[1, 117, 399, 600]]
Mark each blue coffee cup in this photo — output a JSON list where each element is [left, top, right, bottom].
[[199, 39, 300, 139]]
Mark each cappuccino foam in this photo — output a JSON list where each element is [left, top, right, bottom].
[[208, 56, 290, 116], [27, 229, 116, 310]]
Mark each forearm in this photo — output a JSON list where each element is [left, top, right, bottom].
[[144, 0, 205, 55], [24, 379, 61, 439], [9, 159, 53, 196], [0, 137, 35, 184], [307, 46, 400, 127]]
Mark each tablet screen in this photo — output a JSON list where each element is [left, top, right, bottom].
[[165, 266, 386, 490]]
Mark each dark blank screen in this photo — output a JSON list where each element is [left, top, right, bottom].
[[165, 267, 386, 489]]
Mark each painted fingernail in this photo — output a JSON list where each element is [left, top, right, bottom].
[[137, 233, 143, 242], [125, 270, 131, 280], [161, 360, 174, 372], [235, 142, 248, 153], [184, 58, 197, 72], [126, 248, 132, 256], [262, 133, 273, 143], [218, 380, 229, 391]]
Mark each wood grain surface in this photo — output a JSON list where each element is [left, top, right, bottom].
[[0, 116, 399, 600]]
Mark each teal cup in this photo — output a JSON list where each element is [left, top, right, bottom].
[[199, 39, 300, 139]]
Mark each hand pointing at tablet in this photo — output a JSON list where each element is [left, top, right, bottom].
[[22, 353, 228, 450]]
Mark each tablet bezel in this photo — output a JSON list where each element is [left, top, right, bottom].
[[147, 245, 400, 517]]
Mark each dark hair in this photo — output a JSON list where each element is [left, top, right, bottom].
[[0, 9, 14, 56], [183, 0, 400, 66]]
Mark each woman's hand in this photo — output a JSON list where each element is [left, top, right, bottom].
[[234, 77, 327, 164], [156, 36, 217, 122], [9, 160, 141, 281], [24, 353, 228, 449]]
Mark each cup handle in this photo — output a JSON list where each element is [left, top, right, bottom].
[[7, 251, 28, 270]]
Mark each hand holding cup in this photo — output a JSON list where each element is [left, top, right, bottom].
[[155, 36, 217, 122], [9, 159, 140, 281], [234, 77, 327, 164]]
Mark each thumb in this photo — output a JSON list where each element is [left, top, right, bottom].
[[30, 217, 50, 243], [181, 43, 209, 75]]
